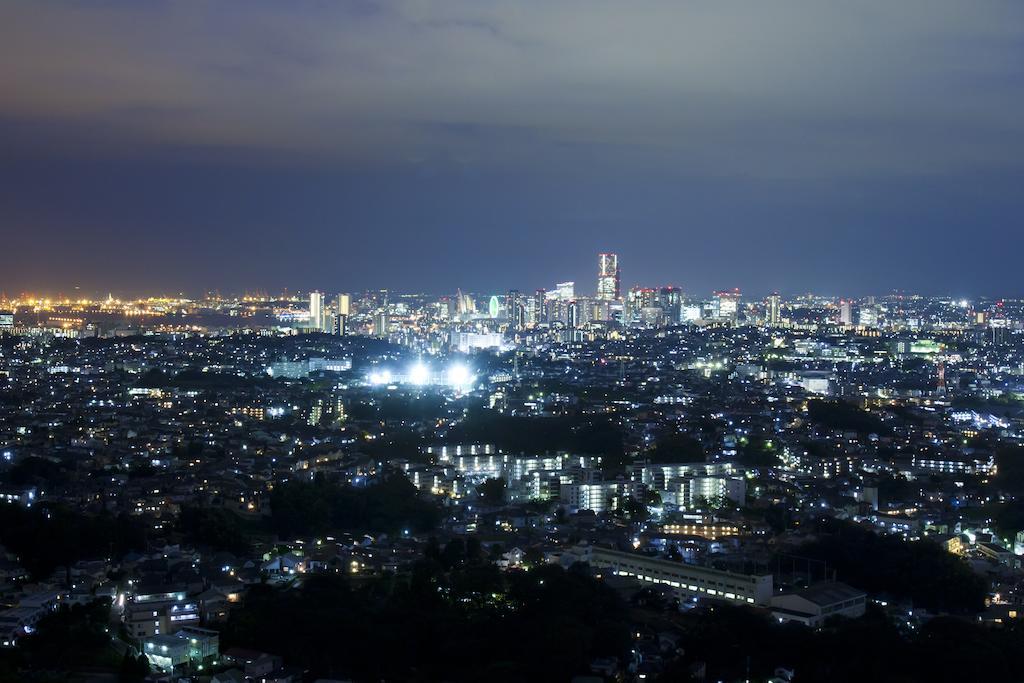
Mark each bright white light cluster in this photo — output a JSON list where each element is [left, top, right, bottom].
[[446, 363, 471, 388], [367, 369, 392, 386], [409, 362, 430, 386], [365, 362, 474, 389]]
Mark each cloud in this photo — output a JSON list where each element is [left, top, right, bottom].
[[0, 0, 1021, 177]]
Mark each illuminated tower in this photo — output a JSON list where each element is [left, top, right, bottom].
[[309, 291, 325, 332], [766, 293, 781, 326], [597, 253, 620, 300], [334, 293, 350, 335]]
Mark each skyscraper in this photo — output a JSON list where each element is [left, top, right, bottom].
[[507, 289, 524, 330], [567, 299, 579, 329], [766, 293, 781, 326], [334, 293, 351, 335], [309, 291, 325, 332], [656, 286, 682, 323], [839, 300, 853, 326], [373, 311, 389, 338], [533, 289, 548, 325], [597, 253, 620, 300]]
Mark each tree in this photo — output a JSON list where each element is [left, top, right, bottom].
[[798, 518, 987, 613], [615, 496, 647, 521], [648, 432, 705, 463], [476, 477, 507, 506], [118, 652, 150, 682]]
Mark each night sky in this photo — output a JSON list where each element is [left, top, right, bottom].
[[1, 1, 1022, 298]]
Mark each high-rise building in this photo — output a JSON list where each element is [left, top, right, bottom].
[[336, 293, 351, 317], [714, 289, 741, 322], [533, 289, 548, 325], [333, 293, 350, 335], [373, 311, 389, 338], [626, 287, 657, 324], [455, 289, 475, 316], [656, 286, 682, 323], [766, 293, 781, 326], [553, 281, 575, 301], [309, 291, 325, 332], [839, 300, 853, 326], [627, 287, 656, 311], [567, 300, 579, 329], [859, 305, 879, 328], [597, 253, 620, 301], [507, 290, 524, 330]]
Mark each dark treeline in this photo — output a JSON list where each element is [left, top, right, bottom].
[[0, 504, 147, 579], [797, 518, 987, 613], [269, 472, 441, 538], [664, 602, 1024, 683], [0, 600, 132, 683], [444, 409, 626, 465], [806, 399, 891, 435], [176, 506, 254, 555], [221, 560, 629, 682]]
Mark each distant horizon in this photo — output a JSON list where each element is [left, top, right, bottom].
[[2, 2, 1022, 298], [0, 282, 1018, 303]]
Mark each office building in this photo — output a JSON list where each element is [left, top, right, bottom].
[[859, 305, 879, 328], [552, 282, 575, 301], [656, 286, 682, 323], [839, 299, 853, 326], [714, 289, 741, 322], [597, 252, 620, 300]]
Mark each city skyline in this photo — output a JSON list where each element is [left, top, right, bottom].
[[0, 247, 1018, 302]]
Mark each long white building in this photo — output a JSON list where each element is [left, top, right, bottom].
[[567, 545, 774, 606]]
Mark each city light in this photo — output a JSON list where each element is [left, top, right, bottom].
[[408, 362, 430, 386], [446, 363, 472, 389], [368, 369, 392, 386]]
